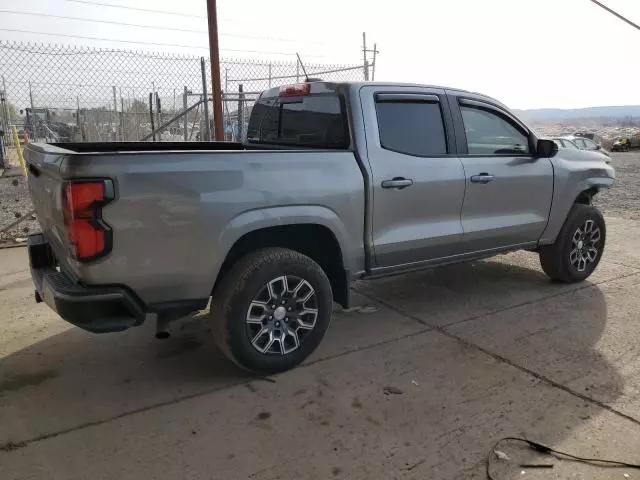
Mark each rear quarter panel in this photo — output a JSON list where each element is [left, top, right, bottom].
[[60, 150, 365, 304]]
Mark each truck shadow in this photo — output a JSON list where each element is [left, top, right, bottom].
[[0, 253, 624, 477]]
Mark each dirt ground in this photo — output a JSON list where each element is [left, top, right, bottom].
[[1, 153, 640, 479], [596, 152, 640, 220]]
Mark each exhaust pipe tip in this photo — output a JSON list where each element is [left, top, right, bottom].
[[155, 331, 170, 340]]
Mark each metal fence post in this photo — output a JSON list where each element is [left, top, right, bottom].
[[29, 81, 34, 110], [200, 57, 211, 141], [0, 76, 9, 148], [155, 92, 161, 139], [183, 86, 188, 141], [148, 92, 155, 141], [238, 84, 244, 142], [120, 95, 125, 141], [112, 86, 118, 141], [268, 63, 272, 87]]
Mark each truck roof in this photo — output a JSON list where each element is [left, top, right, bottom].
[[259, 81, 506, 109]]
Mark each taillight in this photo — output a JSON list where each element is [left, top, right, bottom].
[[278, 83, 311, 97], [62, 180, 114, 261]]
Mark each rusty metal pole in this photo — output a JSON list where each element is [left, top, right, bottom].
[[206, 0, 224, 141]]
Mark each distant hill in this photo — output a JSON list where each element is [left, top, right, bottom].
[[515, 105, 640, 122]]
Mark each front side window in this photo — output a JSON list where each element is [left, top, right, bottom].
[[573, 138, 587, 148], [582, 138, 598, 149], [375, 100, 447, 156], [460, 105, 530, 155]]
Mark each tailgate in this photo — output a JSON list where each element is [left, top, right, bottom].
[[24, 143, 71, 264]]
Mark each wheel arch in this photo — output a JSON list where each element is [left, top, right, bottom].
[[213, 206, 352, 308]]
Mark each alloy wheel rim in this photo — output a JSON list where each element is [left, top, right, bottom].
[[245, 275, 318, 355], [569, 219, 601, 272]]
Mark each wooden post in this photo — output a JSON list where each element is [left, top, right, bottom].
[[206, 0, 224, 141]]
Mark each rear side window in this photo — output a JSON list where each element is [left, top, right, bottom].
[[460, 105, 530, 155], [246, 94, 348, 149], [375, 100, 447, 156]]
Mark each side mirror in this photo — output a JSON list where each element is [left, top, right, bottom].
[[536, 139, 558, 158], [595, 144, 601, 150]]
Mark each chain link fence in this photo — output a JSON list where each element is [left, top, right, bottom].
[[0, 40, 366, 144]]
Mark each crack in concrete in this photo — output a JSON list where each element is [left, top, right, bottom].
[[602, 259, 640, 272], [2, 270, 638, 453], [0, 326, 432, 453], [439, 270, 640, 330], [354, 273, 640, 431]]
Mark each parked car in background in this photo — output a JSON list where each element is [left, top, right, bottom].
[[551, 137, 610, 163], [551, 137, 580, 149], [562, 135, 610, 157], [25, 81, 615, 374]]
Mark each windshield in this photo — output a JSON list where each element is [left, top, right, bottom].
[[246, 94, 349, 149]]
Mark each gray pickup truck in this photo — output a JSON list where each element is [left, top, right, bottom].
[[25, 81, 615, 373]]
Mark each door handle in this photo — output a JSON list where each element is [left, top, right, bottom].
[[470, 173, 495, 184], [381, 177, 414, 189]]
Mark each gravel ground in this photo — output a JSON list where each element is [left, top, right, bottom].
[[595, 151, 640, 220], [0, 174, 40, 244]]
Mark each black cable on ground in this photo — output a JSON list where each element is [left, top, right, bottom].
[[487, 437, 640, 479]]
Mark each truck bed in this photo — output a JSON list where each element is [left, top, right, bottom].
[[24, 142, 366, 310]]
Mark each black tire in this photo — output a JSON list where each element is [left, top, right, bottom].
[[539, 204, 606, 283], [210, 247, 333, 374]]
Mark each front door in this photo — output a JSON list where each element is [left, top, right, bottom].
[[360, 86, 467, 269], [450, 95, 553, 252]]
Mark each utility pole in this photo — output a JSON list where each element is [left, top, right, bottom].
[[362, 32, 369, 81], [371, 43, 379, 81], [206, 0, 224, 141], [362, 33, 379, 81], [589, 0, 640, 31]]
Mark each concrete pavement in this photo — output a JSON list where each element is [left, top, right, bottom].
[[1, 217, 640, 479]]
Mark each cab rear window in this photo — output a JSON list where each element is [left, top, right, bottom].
[[246, 94, 349, 149]]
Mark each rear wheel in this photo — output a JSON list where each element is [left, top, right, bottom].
[[539, 204, 606, 283], [209, 248, 333, 374]]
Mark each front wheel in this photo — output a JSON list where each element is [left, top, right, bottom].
[[539, 204, 606, 283], [209, 248, 333, 374]]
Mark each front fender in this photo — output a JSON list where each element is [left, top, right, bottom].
[[540, 158, 615, 245]]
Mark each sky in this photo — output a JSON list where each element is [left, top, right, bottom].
[[1, 0, 639, 109]]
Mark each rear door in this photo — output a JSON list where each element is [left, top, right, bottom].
[[359, 86, 466, 269], [448, 93, 553, 251]]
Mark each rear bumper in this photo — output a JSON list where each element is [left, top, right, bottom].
[[28, 234, 148, 333]]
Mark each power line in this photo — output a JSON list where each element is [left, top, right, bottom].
[[0, 28, 323, 57], [589, 0, 640, 31], [2, 9, 209, 33], [0, 9, 325, 44], [66, 0, 207, 19]]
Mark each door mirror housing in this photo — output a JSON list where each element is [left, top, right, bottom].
[[536, 139, 558, 158]]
